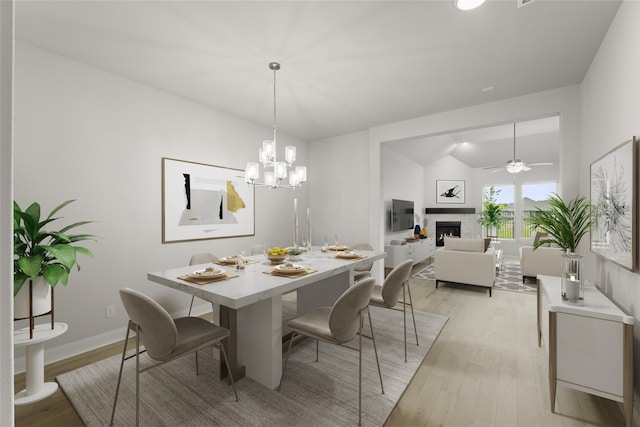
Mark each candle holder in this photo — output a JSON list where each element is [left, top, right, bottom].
[[561, 251, 583, 305]]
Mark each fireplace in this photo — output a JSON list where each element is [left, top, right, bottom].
[[435, 221, 461, 246]]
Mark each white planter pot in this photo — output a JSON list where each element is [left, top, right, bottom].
[[14, 277, 52, 319]]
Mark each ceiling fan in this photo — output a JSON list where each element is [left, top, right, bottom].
[[484, 122, 553, 174]]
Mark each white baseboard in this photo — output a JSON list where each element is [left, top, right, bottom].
[[14, 302, 214, 374]]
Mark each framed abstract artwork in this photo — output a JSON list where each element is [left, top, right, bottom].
[[436, 180, 465, 204], [162, 157, 255, 243], [590, 137, 637, 271]]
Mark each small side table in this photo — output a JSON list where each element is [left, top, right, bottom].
[[14, 322, 68, 405], [489, 240, 503, 271]]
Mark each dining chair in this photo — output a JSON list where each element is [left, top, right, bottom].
[[369, 259, 418, 362], [278, 277, 384, 426], [251, 244, 265, 255], [109, 288, 238, 427], [352, 242, 374, 282], [188, 252, 218, 315]]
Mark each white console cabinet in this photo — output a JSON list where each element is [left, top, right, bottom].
[[537, 275, 633, 427], [384, 238, 435, 268]]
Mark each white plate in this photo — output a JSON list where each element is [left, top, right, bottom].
[[274, 264, 304, 273], [189, 268, 225, 279], [336, 252, 361, 259], [218, 256, 237, 264]]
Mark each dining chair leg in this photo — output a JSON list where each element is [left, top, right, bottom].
[[109, 323, 132, 426], [366, 308, 384, 394], [135, 326, 140, 427], [316, 339, 319, 362], [358, 310, 363, 426], [217, 342, 239, 401], [195, 351, 199, 376], [402, 285, 407, 362], [278, 332, 297, 391], [407, 283, 419, 346]]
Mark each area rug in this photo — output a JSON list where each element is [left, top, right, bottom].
[[412, 262, 536, 294], [57, 306, 447, 426]]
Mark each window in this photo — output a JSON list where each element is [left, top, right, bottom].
[[482, 182, 558, 240], [482, 185, 514, 238], [522, 182, 557, 238]]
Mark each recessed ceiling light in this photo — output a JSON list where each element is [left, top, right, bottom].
[[455, 0, 487, 11]]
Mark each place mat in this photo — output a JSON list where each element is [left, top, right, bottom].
[[177, 271, 239, 285], [263, 268, 317, 278]]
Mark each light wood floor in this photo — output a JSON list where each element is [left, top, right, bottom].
[[15, 261, 626, 426]]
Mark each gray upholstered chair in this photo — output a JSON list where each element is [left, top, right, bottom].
[[110, 288, 238, 426], [251, 244, 266, 255], [278, 277, 384, 426], [352, 243, 374, 282], [369, 259, 418, 362], [188, 252, 218, 315]]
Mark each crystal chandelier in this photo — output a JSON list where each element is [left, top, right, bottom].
[[245, 62, 307, 189]]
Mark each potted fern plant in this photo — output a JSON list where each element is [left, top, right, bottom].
[[14, 199, 96, 318], [529, 193, 592, 303]]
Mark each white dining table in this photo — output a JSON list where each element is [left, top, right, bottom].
[[147, 248, 386, 389]]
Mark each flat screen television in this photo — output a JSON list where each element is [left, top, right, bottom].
[[391, 199, 414, 232]]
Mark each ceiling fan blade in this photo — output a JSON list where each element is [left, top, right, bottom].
[[490, 168, 504, 173], [528, 162, 553, 166], [522, 165, 532, 171]]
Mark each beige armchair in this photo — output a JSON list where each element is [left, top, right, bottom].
[[520, 246, 563, 281], [434, 237, 495, 297], [519, 232, 563, 281]]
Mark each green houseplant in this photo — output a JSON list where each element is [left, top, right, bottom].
[[477, 186, 506, 237], [528, 193, 592, 252], [529, 193, 592, 303], [14, 199, 96, 297]]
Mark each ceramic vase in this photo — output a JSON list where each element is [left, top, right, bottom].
[[14, 277, 52, 319]]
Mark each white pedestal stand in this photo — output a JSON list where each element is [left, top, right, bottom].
[[14, 322, 68, 405]]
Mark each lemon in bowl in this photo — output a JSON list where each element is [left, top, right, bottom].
[[265, 246, 288, 264]]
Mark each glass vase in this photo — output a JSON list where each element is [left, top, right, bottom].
[[561, 252, 583, 305]]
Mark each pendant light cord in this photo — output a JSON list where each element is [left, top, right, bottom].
[[272, 65, 277, 145]]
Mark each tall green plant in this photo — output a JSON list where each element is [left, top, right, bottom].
[[528, 193, 592, 253], [477, 186, 506, 236], [14, 200, 96, 296]]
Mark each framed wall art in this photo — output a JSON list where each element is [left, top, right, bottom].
[[590, 137, 637, 271], [436, 180, 465, 204], [162, 157, 255, 243]]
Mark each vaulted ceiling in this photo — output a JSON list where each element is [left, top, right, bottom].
[[15, 1, 620, 167]]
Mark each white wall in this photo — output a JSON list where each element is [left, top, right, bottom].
[[382, 147, 424, 242], [308, 130, 370, 247], [1, 0, 15, 422], [423, 155, 474, 209], [12, 42, 309, 366], [578, 0, 640, 405]]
